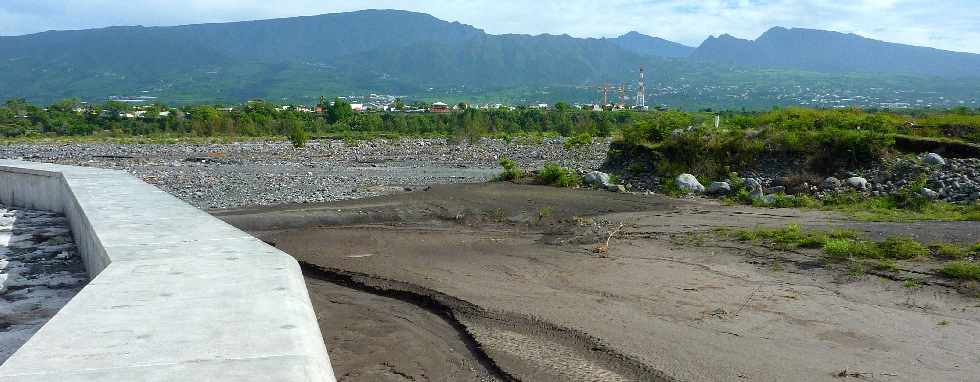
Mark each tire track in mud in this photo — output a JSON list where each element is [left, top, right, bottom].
[[298, 261, 678, 382]]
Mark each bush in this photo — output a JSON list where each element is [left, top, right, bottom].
[[537, 163, 581, 188], [939, 261, 980, 280], [879, 236, 930, 259], [288, 124, 308, 148], [496, 156, 524, 182]]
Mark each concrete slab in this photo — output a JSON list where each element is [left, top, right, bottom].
[[0, 160, 335, 381]]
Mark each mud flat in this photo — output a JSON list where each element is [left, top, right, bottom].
[[217, 183, 980, 381]]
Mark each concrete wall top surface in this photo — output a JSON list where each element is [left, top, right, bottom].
[[0, 160, 335, 381]]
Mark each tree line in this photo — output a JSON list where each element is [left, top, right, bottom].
[[0, 98, 635, 141]]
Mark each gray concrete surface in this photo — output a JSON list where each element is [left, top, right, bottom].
[[0, 160, 335, 381]]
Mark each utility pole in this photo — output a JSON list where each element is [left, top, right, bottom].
[[636, 66, 646, 109], [618, 84, 626, 109]]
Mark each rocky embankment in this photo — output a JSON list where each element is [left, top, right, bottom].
[[0, 138, 609, 209], [611, 151, 980, 204]]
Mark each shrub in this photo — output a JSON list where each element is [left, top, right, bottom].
[[496, 156, 524, 182], [879, 236, 930, 259], [972, 242, 980, 253], [288, 124, 309, 148], [537, 163, 581, 188], [939, 261, 980, 280]]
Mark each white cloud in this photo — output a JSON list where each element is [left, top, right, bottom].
[[1, 0, 977, 53]]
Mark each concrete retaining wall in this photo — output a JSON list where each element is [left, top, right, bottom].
[[0, 160, 335, 381]]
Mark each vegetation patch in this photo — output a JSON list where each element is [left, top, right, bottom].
[[934, 244, 970, 260], [878, 236, 930, 259], [536, 163, 581, 188], [939, 261, 980, 281], [495, 156, 525, 182]]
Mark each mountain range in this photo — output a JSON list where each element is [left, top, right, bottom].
[[1, 9, 978, 108]]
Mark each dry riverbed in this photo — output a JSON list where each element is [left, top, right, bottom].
[[0, 138, 608, 209], [217, 183, 980, 382]]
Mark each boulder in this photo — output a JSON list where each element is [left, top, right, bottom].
[[919, 187, 940, 200], [923, 153, 946, 166], [583, 171, 611, 188], [608, 184, 627, 193], [822, 177, 842, 190], [707, 181, 731, 195], [675, 174, 705, 194], [846, 177, 868, 190]]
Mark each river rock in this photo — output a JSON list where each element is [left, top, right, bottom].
[[745, 178, 764, 198], [919, 187, 940, 200], [675, 174, 705, 193], [846, 177, 868, 190], [584, 171, 611, 188], [707, 181, 731, 195], [822, 177, 842, 190], [923, 153, 946, 166]]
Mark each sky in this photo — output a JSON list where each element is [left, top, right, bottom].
[[1, 0, 978, 54]]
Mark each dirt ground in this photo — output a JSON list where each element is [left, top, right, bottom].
[[215, 183, 980, 382]]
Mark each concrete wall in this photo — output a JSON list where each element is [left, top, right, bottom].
[[0, 160, 335, 381]]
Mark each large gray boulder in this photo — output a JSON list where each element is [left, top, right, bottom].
[[675, 173, 705, 193], [707, 181, 731, 195], [822, 177, 842, 190], [919, 187, 940, 200], [583, 171, 611, 188], [923, 153, 946, 166], [846, 177, 868, 190]]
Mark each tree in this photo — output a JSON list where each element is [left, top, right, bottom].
[[392, 98, 405, 111], [554, 102, 572, 112], [326, 98, 353, 124]]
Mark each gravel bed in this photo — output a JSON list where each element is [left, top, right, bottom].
[[0, 138, 610, 209], [0, 205, 87, 364]]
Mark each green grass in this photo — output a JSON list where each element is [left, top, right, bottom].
[[727, 224, 832, 250], [938, 261, 980, 280], [824, 196, 980, 222]]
